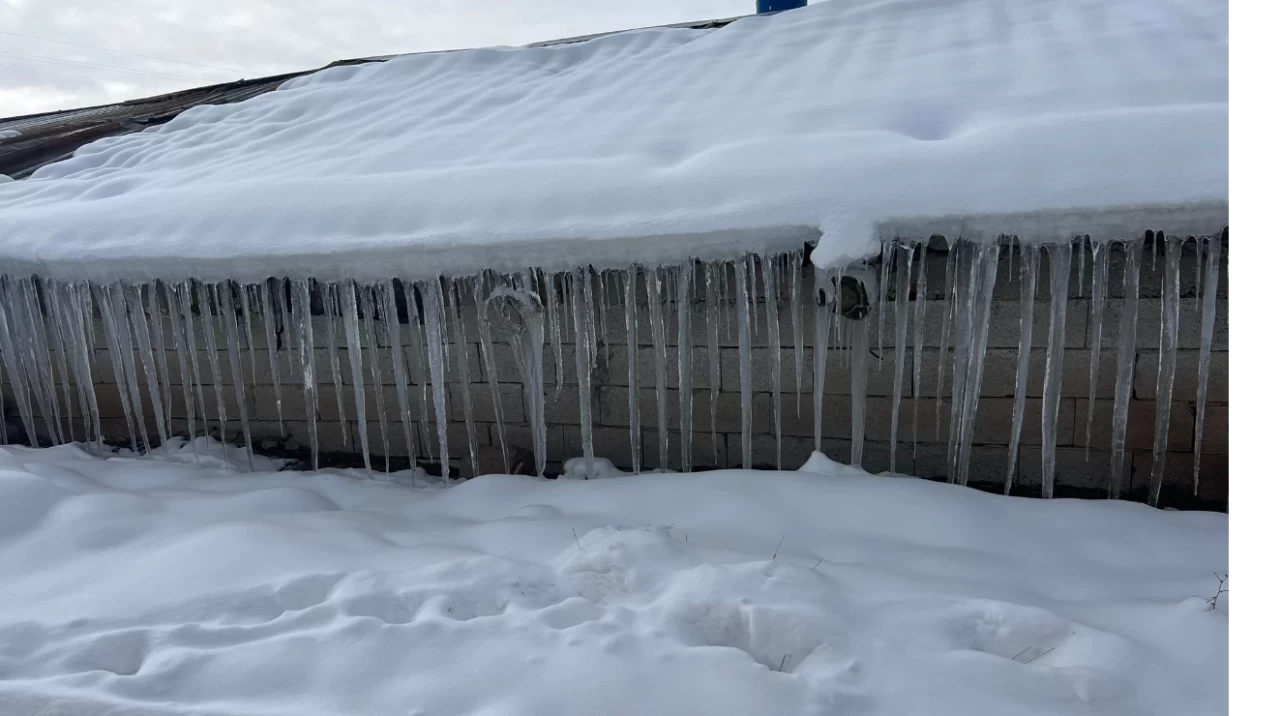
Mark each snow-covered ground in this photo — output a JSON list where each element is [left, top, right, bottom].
[[0, 0, 1227, 282], [0, 440, 1227, 716]]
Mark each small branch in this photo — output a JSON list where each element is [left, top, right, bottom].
[[772, 534, 787, 560], [778, 653, 789, 672], [1207, 572, 1228, 611], [1026, 647, 1056, 664], [572, 528, 582, 551], [813, 558, 823, 570]]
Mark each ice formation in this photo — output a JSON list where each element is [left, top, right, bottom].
[[0, 1, 1227, 505]]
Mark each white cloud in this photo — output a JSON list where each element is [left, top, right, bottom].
[[0, 0, 752, 116]]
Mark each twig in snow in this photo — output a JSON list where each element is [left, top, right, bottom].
[[778, 653, 789, 672], [572, 528, 581, 551], [1011, 646, 1035, 662], [1207, 572, 1229, 611], [772, 534, 787, 560], [1026, 647, 1056, 664], [813, 558, 823, 570]]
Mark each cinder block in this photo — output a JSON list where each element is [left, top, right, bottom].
[[1016, 446, 1120, 494], [641, 429, 726, 471], [1200, 405, 1228, 456], [912, 443, 1010, 486], [1131, 450, 1228, 504], [721, 347, 901, 396], [447, 383, 525, 424], [922, 397, 1074, 447], [1075, 399, 1194, 453], [1133, 350, 1227, 402], [484, 342, 573, 386], [600, 345, 712, 390], [494, 423, 566, 465], [563, 425, 636, 472], [1095, 298, 1227, 351], [597, 385, 769, 434]]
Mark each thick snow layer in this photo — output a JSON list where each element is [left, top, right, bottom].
[[0, 0, 1227, 282], [0, 441, 1227, 716]]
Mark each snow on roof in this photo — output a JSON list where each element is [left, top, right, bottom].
[[0, 0, 1227, 282]]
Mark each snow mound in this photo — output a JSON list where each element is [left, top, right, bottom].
[[0, 0, 1227, 282], [0, 441, 1227, 715]]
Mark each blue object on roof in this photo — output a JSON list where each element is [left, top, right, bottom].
[[757, 0, 807, 13]]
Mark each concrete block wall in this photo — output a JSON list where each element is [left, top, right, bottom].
[[2, 238, 1227, 507]]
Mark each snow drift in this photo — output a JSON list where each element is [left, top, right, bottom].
[[0, 440, 1228, 716]]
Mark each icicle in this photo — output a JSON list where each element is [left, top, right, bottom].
[[545, 270, 565, 399], [705, 261, 723, 467], [1006, 243, 1039, 494], [404, 281, 432, 462], [1109, 238, 1145, 499], [419, 280, 452, 476], [1039, 243, 1072, 498], [583, 268, 598, 370], [889, 242, 913, 473], [13, 279, 62, 443], [952, 241, 1001, 485], [474, 276, 510, 469], [1076, 238, 1087, 301], [789, 249, 805, 418], [676, 260, 695, 471], [323, 284, 348, 445], [165, 282, 197, 441], [446, 281, 479, 477], [274, 279, 296, 378], [624, 265, 642, 472], [487, 278, 545, 476], [1148, 235, 1185, 507], [233, 282, 257, 388], [1194, 237, 1204, 304], [0, 283, 40, 445], [935, 244, 958, 439], [360, 284, 391, 472], [377, 281, 416, 478], [945, 243, 975, 480], [176, 281, 209, 440], [571, 268, 597, 478], [62, 281, 101, 446], [1085, 239, 1111, 458], [143, 283, 174, 439], [646, 266, 670, 471], [849, 313, 870, 466], [340, 280, 373, 472], [1192, 233, 1221, 494], [289, 281, 319, 469], [811, 268, 834, 452], [876, 238, 894, 361], [260, 281, 285, 432], [194, 283, 229, 457], [217, 281, 254, 468], [910, 245, 929, 459], [595, 268, 610, 369], [126, 283, 169, 447], [42, 279, 78, 442], [734, 255, 753, 469], [101, 283, 149, 452], [761, 254, 783, 469]]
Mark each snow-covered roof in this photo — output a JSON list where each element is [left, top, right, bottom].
[[0, 0, 1227, 282]]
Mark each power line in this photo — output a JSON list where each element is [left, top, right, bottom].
[[0, 49, 205, 83], [0, 29, 245, 75]]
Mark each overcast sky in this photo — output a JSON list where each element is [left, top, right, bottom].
[[1, 0, 757, 117]]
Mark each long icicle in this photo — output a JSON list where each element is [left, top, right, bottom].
[[849, 304, 870, 467], [1109, 238, 1145, 498], [1149, 234, 1185, 507], [762, 254, 783, 469], [218, 281, 254, 469], [910, 244, 929, 460], [1192, 232, 1221, 494], [323, 284, 349, 446], [379, 281, 416, 479], [735, 255, 753, 469], [935, 243, 959, 440], [889, 242, 912, 473], [292, 280, 321, 470], [546, 270, 565, 400], [404, 281, 432, 462], [790, 249, 805, 418], [1040, 242, 1073, 498], [195, 283, 228, 458], [1085, 238, 1111, 459], [1006, 242, 1039, 494], [646, 266, 670, 471], [261, 281, 285, 433], [165, 282, 196, 441], [0, 283, 40, 445], [126, 283, 169, 448], [474, 276, 510, 469], [945, 242, 975, 481], [421, 279, 452, 477], [177, 281, 210, 441], [234, 281, 258, 389], [571, 268, 596, 477], [361, 284, 391, 472], [705, 261, 723, 467], [341, 279, 373, 473], [448, 280, 479, 478], [677, 260, 695, 472], [624, 265, 642, 473], [42, 278, 79, 442], [954, 242, 1001, 486], [811, 268, 834, 453], [144, 282, 174, 440]]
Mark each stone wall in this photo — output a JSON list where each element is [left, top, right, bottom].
[[1, 238, 1228, 508]]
